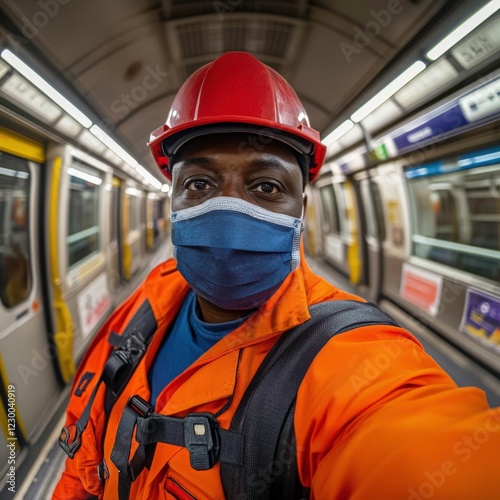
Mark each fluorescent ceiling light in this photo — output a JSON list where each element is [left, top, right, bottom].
[[136, 164, 162, 190], [426, 0, 500, 61], [149, 177, 162, 190], [125, 187, 141, 197], [322, 120, 354, 146], [351, 61, 426, 123], [68, 167, 102, 185], [1, 49, 92, 128], [135, 164, 151, 179], [161, 184, 170, 193], [1, 73, 62, 123], [90, 125, 139, 169]]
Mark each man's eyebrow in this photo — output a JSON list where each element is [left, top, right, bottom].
[[248, 157, 298, 175], [175, 155, 300, 176], [178, 157, 213, 167]]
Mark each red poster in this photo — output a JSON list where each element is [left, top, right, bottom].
[[400, 264, 443, 316]]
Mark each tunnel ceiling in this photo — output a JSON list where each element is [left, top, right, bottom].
[[0, 0, 455, 181]]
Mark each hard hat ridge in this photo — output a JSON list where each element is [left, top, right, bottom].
[[149, 51, 326, 181]]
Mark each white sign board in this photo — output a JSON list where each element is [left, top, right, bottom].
[[77, 273, 112, 337]]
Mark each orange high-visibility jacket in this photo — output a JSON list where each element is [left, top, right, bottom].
[[53, 252, 500, 499]]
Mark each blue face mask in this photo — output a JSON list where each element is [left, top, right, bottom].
[[171, 197, 302, 310]]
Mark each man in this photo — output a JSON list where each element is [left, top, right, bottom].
[[54, 52, 499, 499]]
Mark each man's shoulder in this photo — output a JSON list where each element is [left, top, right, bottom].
[[304, 269, 366, 306], [144, 257, 179, 283]]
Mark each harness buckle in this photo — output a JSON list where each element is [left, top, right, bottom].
[[183, 414, 220, 470], [128, 395, 153, 417], [59, 424, 82, 459]]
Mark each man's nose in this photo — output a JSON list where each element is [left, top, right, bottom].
[[217, 179, 246, 200]]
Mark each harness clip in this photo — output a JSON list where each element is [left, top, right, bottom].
[[59, 424, 82, 459], [128, 395, 153, 417], [184, 414, 220, 470]]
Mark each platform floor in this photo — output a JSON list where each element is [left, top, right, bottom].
[[7, 253, 500, 499]]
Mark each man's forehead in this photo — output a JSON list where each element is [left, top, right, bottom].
[[169, 133, 308, 191]]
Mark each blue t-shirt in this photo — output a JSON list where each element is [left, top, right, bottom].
[[149, 291, 247, 407]]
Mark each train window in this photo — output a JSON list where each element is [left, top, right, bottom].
[[67, 160, 102, 268], [406, 156, 500, 282], [371, 182, 386, 242], [360, 179, 378, 239], [110, 182, 120, 243], [319, 184, 341, 234], [125, 188, 141, 231], [0, 153, 32, 308]]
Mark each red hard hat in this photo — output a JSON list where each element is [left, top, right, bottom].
[[148, 52, 326, 182]]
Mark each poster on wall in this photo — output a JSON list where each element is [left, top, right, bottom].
[[399, 263, 443, 316], [459, 288, 500, 352], [77, 273, 112, 337]]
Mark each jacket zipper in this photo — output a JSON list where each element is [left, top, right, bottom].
[[165, 477, 197, 500]]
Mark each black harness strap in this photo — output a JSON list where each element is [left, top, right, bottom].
[[110, 395, 245, 499], [108, 300, 398, 500], [59, 300, 157, 459], [221, 300, 399, 500]]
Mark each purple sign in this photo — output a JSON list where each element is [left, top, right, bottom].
[[460, 289, 500, 350], [392, 103, 468, 152]]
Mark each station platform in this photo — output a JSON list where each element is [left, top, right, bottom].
[[6, 252, 500, 500]]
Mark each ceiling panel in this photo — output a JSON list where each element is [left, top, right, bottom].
[[117, 94, 175, 169], [1, 0, 152, 68], [76, 33, 171, 125], [291, 23, 380, 123], [313, 0, 446, 45]]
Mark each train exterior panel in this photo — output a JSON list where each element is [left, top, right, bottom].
[[309, 70, 500, 378], [0, 114, 169, 486], [0, 137, 59, 471]]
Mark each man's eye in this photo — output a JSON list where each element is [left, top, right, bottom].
[[255, 182, 279, 194], [186, 179, 211, 191]]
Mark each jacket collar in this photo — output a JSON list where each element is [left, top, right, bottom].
[[142, 243, 345, 413], [145, 243, 346, 359]]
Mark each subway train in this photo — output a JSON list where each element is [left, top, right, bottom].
[[0, 7, 500, 496], [0, 113, 170, 484], [304, 69, 500, 381]]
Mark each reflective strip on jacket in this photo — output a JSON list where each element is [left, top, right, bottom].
[[53, 249, 500, 499]]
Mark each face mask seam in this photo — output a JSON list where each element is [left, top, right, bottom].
[[171, 196, 300, 228]]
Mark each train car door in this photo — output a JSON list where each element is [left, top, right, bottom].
[[315, 175, 346, 270], [342, 179, 362, 285], [0, 129, 60, 477], [122, 183, 142, 280], [45, 146, 113, 365], [356, 171, 386, 301], [108, 176, 123, 292]]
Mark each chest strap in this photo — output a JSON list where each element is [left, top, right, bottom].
[[109, 300, 399, 500], [111, 394, 245, 499], [59, 300, 157, 459]]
